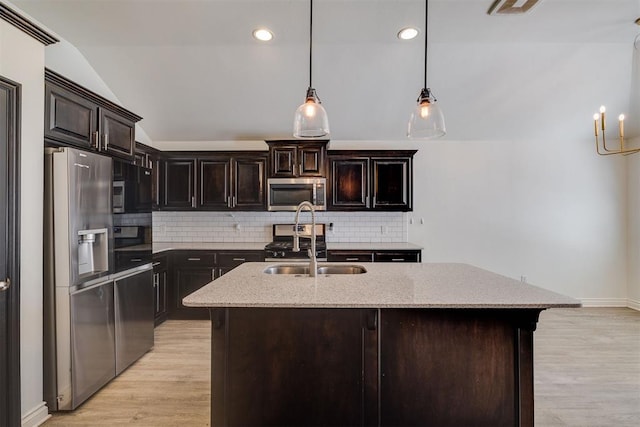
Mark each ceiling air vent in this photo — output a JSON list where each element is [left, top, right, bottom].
[[488, 0, 541, 15]]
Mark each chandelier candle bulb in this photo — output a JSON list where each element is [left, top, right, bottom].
[[593, 114, 599, 136], [600, 106, 606, 131], [618, 114, 624, 138]]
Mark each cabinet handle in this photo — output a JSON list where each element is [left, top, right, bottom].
[[232, 196, 236, 207], [91, 131, 100, 150], [130, 258, 142, 262], [104, 133, 109, 150], [227, 196, 231, 208], [232, 258, 245, 262], [346, 257, 359, 261], [187, 257, 201, 261], [365, 195, 370, 208], [299, 163, 302, 176], [372, 196, 376, 207], [211, 269, 216, 280], [391, 258, 405, 262], [191, 196, 196, 208]]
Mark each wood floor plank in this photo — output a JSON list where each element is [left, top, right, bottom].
[[42, 308, 639, 426]]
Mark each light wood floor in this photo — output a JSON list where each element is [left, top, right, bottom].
[[43, 308, 639, 426]]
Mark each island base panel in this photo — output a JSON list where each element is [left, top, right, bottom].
[[210, 307, 541, 427]]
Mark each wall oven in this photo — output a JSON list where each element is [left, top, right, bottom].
[[267, 177, 326, 211]]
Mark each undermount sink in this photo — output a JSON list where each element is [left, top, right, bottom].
[[263, 264, 367, 275]]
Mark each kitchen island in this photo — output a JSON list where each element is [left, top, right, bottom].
[[183, 262, 580, 427]]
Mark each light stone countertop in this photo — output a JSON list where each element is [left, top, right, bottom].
[[153, 242, 267, 253], [153, 241, 423, 253], [182, 262, 581, 309]]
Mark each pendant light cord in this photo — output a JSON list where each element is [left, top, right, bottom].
[[424, 0, 428, 89], [309, 0, 314, 88]]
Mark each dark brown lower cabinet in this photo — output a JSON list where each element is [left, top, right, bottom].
[[168, 250, 265, 321], [211, 308, 378, 426], [209, 308, 540, 427]]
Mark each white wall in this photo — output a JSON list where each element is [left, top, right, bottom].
[[627, 150, 640, 310], [0, 15, 48, 426]]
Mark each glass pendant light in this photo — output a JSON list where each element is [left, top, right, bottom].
[[293, 0, 330, 138], [408, 0, 445, 139]]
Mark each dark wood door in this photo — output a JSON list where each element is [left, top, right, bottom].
[[233, 156, 266, 210], [100, 108, 135, 160], [153, 255, 169, 326], [1, 76, 21, 427], [216, 251, 264, 277], [298, 144, 325, 176], [162, 159, 196, 209], [329, 157, 369, 209], [171, 253, 215, 319], [379, 309, 518, 426], [45, 81, 99, 149], [199, 158, 231, 209], [270, 144, 297, 177], [372, 157, 411, 211], [211, 308, 377, 426]]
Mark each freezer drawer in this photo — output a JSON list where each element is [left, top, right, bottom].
[[115, 268, 154, 375], [69, 281, 116, 409]]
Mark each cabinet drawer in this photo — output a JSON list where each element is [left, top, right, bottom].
[[373, 251, 420, 263], [172, 252, 215, 268], [217, 251, 264, 268], [327, 251, 374, 263]]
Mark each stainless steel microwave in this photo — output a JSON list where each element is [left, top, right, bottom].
[[267, 177, 327, 211]]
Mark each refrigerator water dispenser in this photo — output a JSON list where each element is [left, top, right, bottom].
[[77, 228, 109, 276]]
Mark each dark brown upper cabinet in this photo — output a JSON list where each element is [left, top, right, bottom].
[[44, 69, 141, 161], [159, 152, 267, 211], [266, 140, 328, 177], [328, 150, 416, 212]]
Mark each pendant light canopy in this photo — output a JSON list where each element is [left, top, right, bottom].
[[408, 0, 446, 139], [293, 0, 330, 138]]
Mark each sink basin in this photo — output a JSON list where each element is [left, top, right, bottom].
[[263, 264, 367, 275], [317, 265, 367, 275]]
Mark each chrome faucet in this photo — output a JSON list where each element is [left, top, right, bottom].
[[293, 201, 317, 277]]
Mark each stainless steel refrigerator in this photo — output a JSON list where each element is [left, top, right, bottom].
[[44, 147, 154, 411]]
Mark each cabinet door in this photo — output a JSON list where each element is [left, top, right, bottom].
[[153, 258, 169, 326], [163, 159, 196, 209], [171, 253, 215, 319], [45, 82, 99, 149], [329, 157, 369, 209], [371, 158, 411, 211], [173, 268, 212, 320], [200, 158, 231, 209], [100, 108, 135, 160], [270, 145, 297, 177], [298, 144, 325, 176], [211, 308, 378, 426], [233, 156, 266, 210], [217, 251, 264, 277]]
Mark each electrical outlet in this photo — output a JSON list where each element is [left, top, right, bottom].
[[520, 275, 527, 283]]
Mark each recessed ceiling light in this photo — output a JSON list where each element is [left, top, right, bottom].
[[397, 27, 419, 40], [253, 28, 274, 42]]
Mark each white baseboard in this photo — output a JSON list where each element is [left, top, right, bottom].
[[580, 298, 629, 307], [21, 401, 50, 427], [627, 298, 640, 311]]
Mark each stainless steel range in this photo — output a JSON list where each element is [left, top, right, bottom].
[[264, 224, 327, 261]]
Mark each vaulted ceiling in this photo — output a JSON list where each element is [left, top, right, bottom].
[[10, 0, 640, 143]]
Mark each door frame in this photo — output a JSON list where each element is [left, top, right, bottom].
[[1, 75, 22, 427]]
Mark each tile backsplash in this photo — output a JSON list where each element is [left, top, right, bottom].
[[153, 211, 407, 243]]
